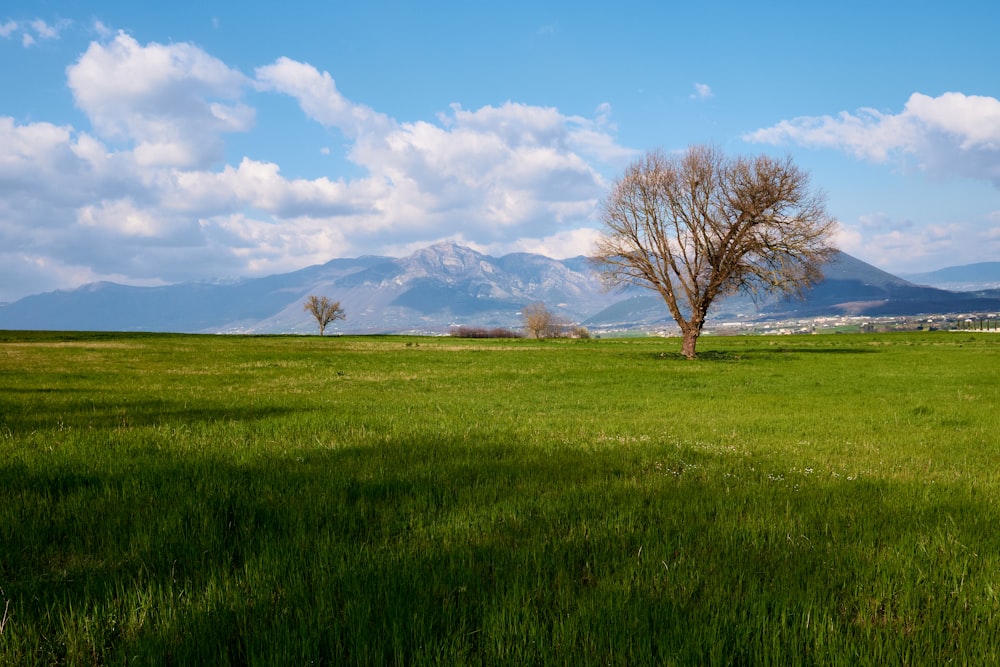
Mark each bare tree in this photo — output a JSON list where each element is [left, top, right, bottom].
[[592, 146, 837, 358], [522, 302, 565, 339], [303, 295, 345, 335]]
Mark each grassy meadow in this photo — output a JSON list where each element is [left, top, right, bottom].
[[1, 330, 999, 665]]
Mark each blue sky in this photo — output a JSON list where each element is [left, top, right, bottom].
[[2, 1, 998, 303]]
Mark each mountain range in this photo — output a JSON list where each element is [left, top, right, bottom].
[[2, 242, 999, 334], [899, 262, 1000, 292]]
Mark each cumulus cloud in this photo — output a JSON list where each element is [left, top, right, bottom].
[[745, 92, 1000, 187], [66, 31, 254, 167], [0, 37, 630, 302], [157, 157, 377, 219], [77, 199, 176, 237], [0, 117, 120, 208], [828, 201, 1000, 275], [832, 210, 1000, 274], [254, 57, 623, 241], [255, 57, 391, 139], [487, 227, 604, 259]]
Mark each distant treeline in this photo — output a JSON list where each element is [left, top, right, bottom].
[[955, 318, 998, 330]]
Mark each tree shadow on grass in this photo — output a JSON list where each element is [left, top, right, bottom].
[[1, 435, 996, 664], [649, 346, 881, 362]]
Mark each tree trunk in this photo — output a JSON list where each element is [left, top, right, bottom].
[[681, 327, 700, 359]]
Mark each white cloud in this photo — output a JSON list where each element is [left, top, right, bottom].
[[9, 18, 70, 46], [856, 212, 913, 232], [158, 157, 376, 219], [254, 57, 623, 240], [691, 83, 713, 100], [77, 199, 173, 237], [746, 92, 1000, 187], [358, 100, 610, 234], [0, 17, 69, 45], [30, 19, 63, 40], [488, 226, 604, 259], [255, 57, 391, 139], [744, 91, 1000, 272], [0, 117, 115, 205], [206, 213, 350, 274], [66, 31, 254, 168], [834, 212, 1000, 274], [93, 20, 113, 39]]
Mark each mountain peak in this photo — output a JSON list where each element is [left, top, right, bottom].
[[404, 242, 491, 278], [415, 240, 485, 258]]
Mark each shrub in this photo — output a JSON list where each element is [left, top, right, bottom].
[[449, 326, 525, 339]]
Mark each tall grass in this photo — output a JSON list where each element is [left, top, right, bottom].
[[1, 331, 999, 664]]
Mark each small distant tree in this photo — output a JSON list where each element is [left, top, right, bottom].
[[303, 295, 345, 335], [523, 302, 567, 339]]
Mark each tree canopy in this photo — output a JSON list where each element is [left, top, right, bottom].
[[303, 295, 345, 335], [522, 302, 564, 339], [592, 145, 837, 358]]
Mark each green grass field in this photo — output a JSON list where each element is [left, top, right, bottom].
[[2, 330, 999, 665]]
